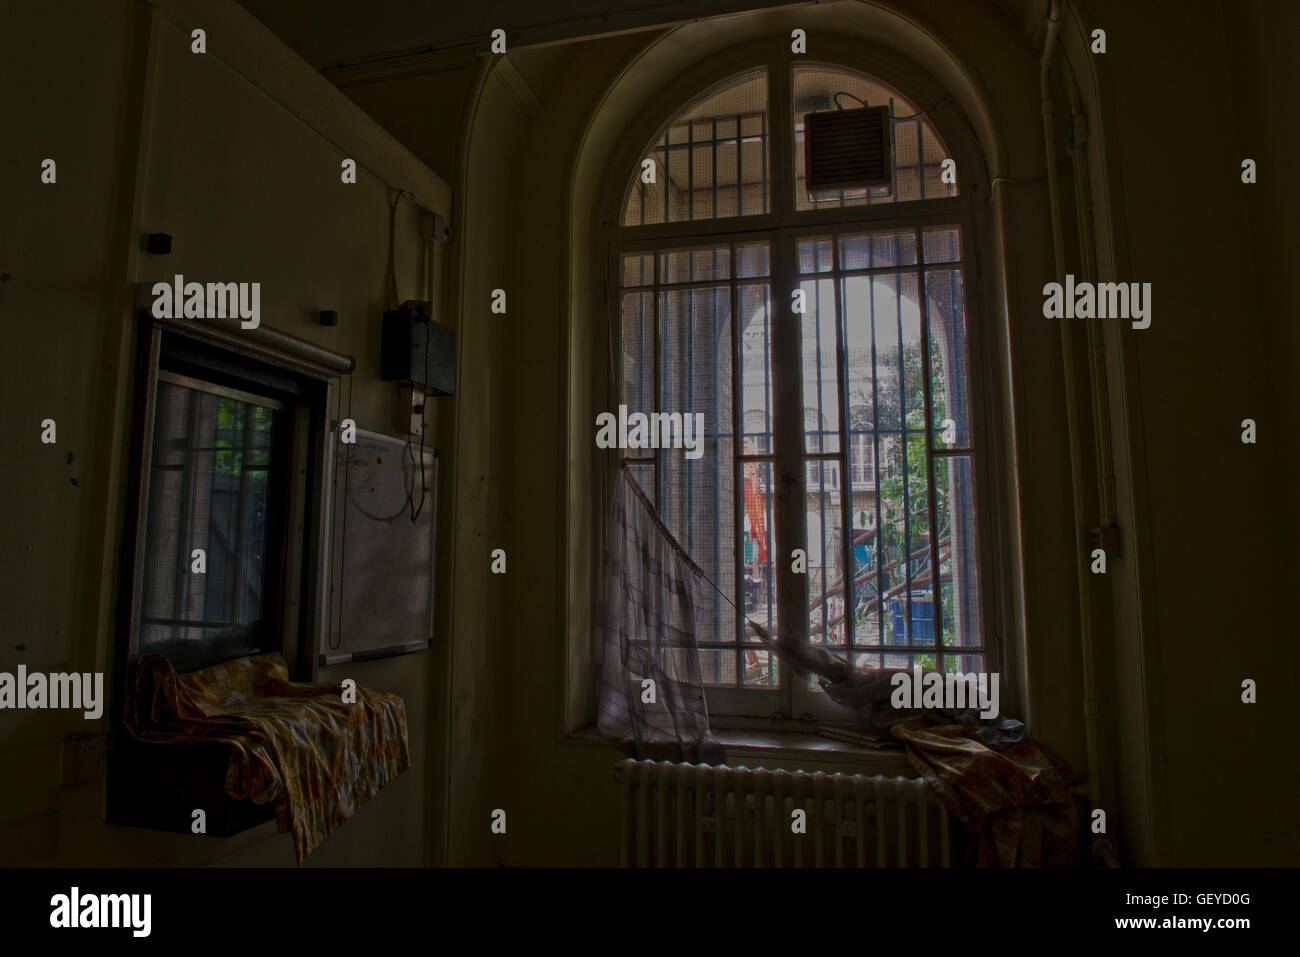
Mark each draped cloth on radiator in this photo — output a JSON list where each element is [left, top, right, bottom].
[[595, 463, 724, 764], [749, 618, 1077, 867], [889, 717, 1077, 867], [124, 652, 410, 862]]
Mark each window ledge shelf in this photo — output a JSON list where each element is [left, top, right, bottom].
[[565, 724, 914, 776]]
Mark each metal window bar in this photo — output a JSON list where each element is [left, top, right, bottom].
[[893, 231, 916, 650], [831, 232, 854, 654], [731, 244, 745, 684], [170, 388, 203, 625], [228, 401, 253, 623], [710, 263, 721, 652], [761, 111, 769, 214], [623, 229, 978, 688], [867, 243, 886, 648], [687, 121, 695, 222], [712, 118, 719, 220], [916, 229, 942, 672]]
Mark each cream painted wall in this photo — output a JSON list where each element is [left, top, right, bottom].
[[0, 0, 451, 866], [1077, 0, 1299, 865]]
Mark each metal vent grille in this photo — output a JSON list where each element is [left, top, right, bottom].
[[804, 105, 892, 194]]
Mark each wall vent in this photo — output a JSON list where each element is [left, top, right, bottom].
[[804, 105, 892, 194]]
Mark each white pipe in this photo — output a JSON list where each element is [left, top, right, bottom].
[[1041, 0, 1104, 813], [1065, 68, 1117, 529]]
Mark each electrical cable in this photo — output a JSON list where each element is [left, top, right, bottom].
[[832, 91, 868, 110], [408, 320, 430, 523], [891, 95, 951, 120], [387, 188, 412, 310]]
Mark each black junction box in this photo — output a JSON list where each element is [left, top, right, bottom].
[[380, 308, 455, 396]]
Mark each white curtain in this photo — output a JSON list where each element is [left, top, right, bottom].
[[594, 463, 724, 764]]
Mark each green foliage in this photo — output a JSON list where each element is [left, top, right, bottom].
[[846, 340, 958, 642], [213, 398, 273, 476]]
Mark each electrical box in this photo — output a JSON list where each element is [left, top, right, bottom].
[[804, 104, 892, 194], [380, 305, 455, 396]]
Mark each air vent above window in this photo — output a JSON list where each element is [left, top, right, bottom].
[[804, 105, 892, 194]]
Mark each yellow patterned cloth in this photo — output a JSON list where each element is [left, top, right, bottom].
[[124, 652, 410, 862], [891, 717, 1077, 867]]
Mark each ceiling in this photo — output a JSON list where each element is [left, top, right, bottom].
[[237, 0, 801, 69], [235, 0, 1048, 71]]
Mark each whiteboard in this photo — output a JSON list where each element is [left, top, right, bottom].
[[321, 425, 437, 665]]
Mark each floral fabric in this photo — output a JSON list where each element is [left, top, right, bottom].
[[891, 717, 1077, 867], [124, 652, 409, 862]]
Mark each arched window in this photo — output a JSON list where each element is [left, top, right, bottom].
[[614, 59, 985, 719]]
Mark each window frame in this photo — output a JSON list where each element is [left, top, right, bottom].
[[136, 368, 292, 666], [602, 44, 1007, 729], [116, 313, 347, 690]]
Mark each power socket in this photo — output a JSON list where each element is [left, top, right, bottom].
[[61, 732, 107, 787], [396, 385, 427, 437]]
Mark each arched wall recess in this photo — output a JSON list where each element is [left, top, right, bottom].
[[566, 1, 1050, 741]]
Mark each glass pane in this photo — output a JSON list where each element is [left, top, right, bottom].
[[620, 291, 654, 437], [936, 455, 982, 650], [660, 246, 729, 284], [798, 237, 833, 275], [840, 231, 917, 271], [948, 653, 985, 675], [658, 287, 734, 645], [624, 69, 769, 226], [841, 272, 928, 646], [922, 227, 960, 264], [806, 459, 846, 650], [140, 383, 276, 654], [741, 460, 778, 641], [621, 252, 653, 287], [739, 283, 773, 454], [698, 648, 738, 687], [926, 268, 971, 450], [798, 261, 839, 454], [793, 63, 956, 211], [736, 243, 770, 278], [742, 648, 778, 687]]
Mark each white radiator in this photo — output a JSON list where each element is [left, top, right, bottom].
[[615, 758, 952, 867]]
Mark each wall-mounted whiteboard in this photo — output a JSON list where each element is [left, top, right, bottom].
[[321, 425, 437, 665]]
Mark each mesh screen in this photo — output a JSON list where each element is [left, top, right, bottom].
[[623, 70, 769, 226], [925, 267, 971, 452], [618, 245, 778, 689], [792, 232, 980, 685]]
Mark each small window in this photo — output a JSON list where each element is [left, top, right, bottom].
[[121, 325, 335, 676], [851, 431, 876, 488]]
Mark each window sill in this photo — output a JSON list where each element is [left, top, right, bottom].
[[565, 724, 914, 776]]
